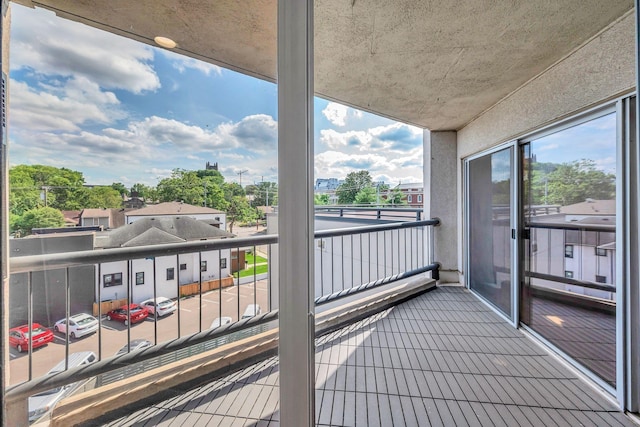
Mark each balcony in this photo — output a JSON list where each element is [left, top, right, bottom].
[[4, 217, 636, 426]]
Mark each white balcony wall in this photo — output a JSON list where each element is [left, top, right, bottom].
[[96, 249, 232, 303]]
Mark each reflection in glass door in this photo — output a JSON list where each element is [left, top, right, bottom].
[[520, 112, 617, 387], [468, 147, 513, 319]]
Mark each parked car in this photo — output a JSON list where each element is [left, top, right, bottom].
[[241, 304, 262, 319], [210, 316, 233, 329], [9, 323, 54, 353], [140, 297, 177, 317], [106, 304, 148, 326], [54, 313, 99, 339], [116, 339, 153, 356], [28, 351, 97, 423]]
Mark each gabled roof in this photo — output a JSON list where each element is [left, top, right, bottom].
[[100, 216, 234, 248], [121, 227, 186, 247], [127, 202, 224, 216], [81, 208, 111, 218]]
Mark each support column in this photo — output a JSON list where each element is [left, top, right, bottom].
[[278, 0, 315, 426], [1, 3, 10, 426], [423, 130, 459, 283]]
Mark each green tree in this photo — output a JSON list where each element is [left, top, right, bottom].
[[131, 183, 159, 203], [111, 182, 129, 196], [385, 189, 406, 206], [540, 159, 615, 206], [13, 207, 65, 235], [9, 167, 42, 215], [336, 170, 373, 204], [223, 182, 246, 201], [84, 186, 123, 208], [157, 169, 207, 206], [354, 186, 377, 205], [250, 182, 278, 207], [9, 165, 86, 212], [226, 196, 256, 233], [314, 194, 330, 205]]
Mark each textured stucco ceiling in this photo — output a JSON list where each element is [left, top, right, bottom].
[[13, 0, 635, 130]]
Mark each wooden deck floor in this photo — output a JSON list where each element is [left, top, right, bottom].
[[104, 286, 634, 426]]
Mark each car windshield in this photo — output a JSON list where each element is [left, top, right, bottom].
[[158, 300, 173, 307], [76, 317, 94, 325], [24, 327, 47, 338], [130, 307, 142, 313]]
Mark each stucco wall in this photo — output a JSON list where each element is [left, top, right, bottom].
[[458, 10, 635, 159], [455, 11, 635, 284]]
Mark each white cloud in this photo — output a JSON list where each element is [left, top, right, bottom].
[[318, 122, 422, 154], [10, 78, 122, 132], [165, 53, 223, 76], [321, 102, 363, 127], [11, 5, 160, 94]]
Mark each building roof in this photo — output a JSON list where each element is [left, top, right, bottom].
[[126, 202, 224, 217], [12, 1, 632, 131], [560, 199, 616, 215], [61, 210, 81, 226], [81, 208, 111, 218], [394, 183, 423, 191], [99, 216, 234, 248]]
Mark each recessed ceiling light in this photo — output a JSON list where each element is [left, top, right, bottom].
[[154, 36, 177, 49]]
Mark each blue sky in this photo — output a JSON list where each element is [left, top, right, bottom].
[[8, 4, 424, 188]]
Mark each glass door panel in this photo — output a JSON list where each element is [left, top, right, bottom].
[[468, 147, 513, 319], [520, 112, 617, 387]]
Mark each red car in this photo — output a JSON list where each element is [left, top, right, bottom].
[[106, 304, 148, 326], [9, 324, 54, 353]]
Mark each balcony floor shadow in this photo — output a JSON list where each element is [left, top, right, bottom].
[[103, 286, 634, 427]]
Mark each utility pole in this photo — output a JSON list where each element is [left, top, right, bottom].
[[236, 169, 248, 187], [203, 181, 207, 207]]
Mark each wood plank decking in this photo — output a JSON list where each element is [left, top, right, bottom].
[[103, 286, 634, 426]]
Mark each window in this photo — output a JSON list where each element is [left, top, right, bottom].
[[565, 271, 574, 279], [180, 263, 187, 271], [596, 275, 607, 283], [417, 194, 422, 202], [407, 195, 412, 202], [220, 258, 227, 269], [136, 272, 144, 285], [103, 273, 122, 288], [564, 244, 574, 258], [200, 261, 208, 272], [595, 247, 607, 257], [166, 268, 175, 281]]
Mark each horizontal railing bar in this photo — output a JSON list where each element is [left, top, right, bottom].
[[10, 235, 278, 274], [314, 206, 423, 213], [10, 220, 437, 273], [315, 219, 439, 239], [315, 263, 440, 306], [526, 271, 616, 293], [526, 222, 615, 232], [6, 310, 279, 403]]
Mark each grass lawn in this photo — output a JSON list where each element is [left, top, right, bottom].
[[245, 252, 268, 264], [234, 263, 269, 278]]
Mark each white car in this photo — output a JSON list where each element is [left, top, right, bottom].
[[241, 304, 262, 319], [210, 316, 233, 329], [54, 313, 99, 339], [140, 297, 177, 317], [28, 351, 97, 422]]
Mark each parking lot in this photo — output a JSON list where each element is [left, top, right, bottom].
[[9, 280, 270, 386]]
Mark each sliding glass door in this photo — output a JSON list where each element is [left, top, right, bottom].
[[520, 110, 618, 388]]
